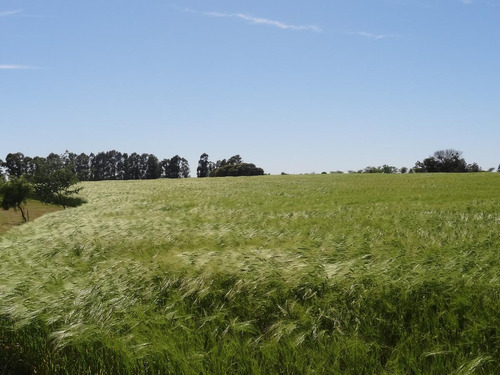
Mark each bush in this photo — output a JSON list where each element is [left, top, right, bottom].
[[211, 163, 265, 177]]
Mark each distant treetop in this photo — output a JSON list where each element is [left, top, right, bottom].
[[197, 154, 265, 177], [413, 149, 481, 173]]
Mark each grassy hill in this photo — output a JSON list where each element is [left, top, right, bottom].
[[0, 174, 499, 374]]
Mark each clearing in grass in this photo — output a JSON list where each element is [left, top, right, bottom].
[[0, 199, 62, 234]]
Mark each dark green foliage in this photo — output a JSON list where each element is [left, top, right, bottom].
[[161, 155, 190, 179], [381, 164, 398, 173], [215, 158, 227, 169], [211, 163, 264, 177], [89, 150, 126, 180], [363, 166, 382, 173], [210, 155, 264, 177], [74, 153, 91, 181], [0, 159, 5, 182], [91, 152, 108, 180], [180, 158, 190, 179], [196, 153, 214, 178], [125, 152, 142, 180], [3, 152, 27, 178], [414, 149, 480, 173], [227, 154, 243, 165], [166, 155, 181, 179], [145, 155, 161, 179], [0, 177, 32, 221], [3, 151, 192, 182], [32, 168, 83, 208], [26, 157, 84, 209], [363, 165, 398, 174], [106, 150, 126, 180], [467, 162, 481, 172]]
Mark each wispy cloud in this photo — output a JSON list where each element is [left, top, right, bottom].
[[346, 31, 397, 40], [0, 9, 50, 18], [204, 11, 322, 32], [460, 0, 473, 4], [0, 9, 22, 17], [0, 65, 39, 70]]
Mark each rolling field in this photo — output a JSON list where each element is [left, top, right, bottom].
[[0, 174, 499, 374]]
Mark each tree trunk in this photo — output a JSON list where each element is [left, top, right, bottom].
[[17, 203, 28, 222]]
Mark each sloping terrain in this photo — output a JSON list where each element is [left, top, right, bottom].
[[0, 174, 499, 374]]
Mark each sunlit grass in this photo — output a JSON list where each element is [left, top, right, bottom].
[[0, 174, 499, 374]]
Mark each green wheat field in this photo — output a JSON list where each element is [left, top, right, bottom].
[[0, 174, 499, 374]]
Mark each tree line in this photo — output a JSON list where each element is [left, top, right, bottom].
[[0, 148, 493, 223], [317, 149, 493, 175], [0, 151, 265, 222], [0, 151, 190, 181], [0, 151, 267, 182], [0, 150, 192, 222]]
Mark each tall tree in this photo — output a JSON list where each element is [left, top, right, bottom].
[[104, 150, 121, 180], [197, 153, 214, 178], [116, 152, 127, 180], [63, 151, 77, 172], [74, 153, 91, 181], [160, 158, 170, 178], [0, 159, 5, 182], [161, 155, 190, 178], [166, 155, 181, 178], [139, 153, 150, 179], [3, 152, 27, 178], [180, 157, 190, 178], [145, 154, 161, 179], [91, 152, 107, 181], [46, 153, 64, 170], [125, 153, 141, 180], [215, 159, 227, 169]]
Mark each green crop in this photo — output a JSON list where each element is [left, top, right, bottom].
[[0, 174, 499, 374]]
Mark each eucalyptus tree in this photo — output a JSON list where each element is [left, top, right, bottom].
[[197, 153, 212, 178], [74, 153, 91, 181], [145, 154, 161, 179], [3, 152, 27, 178]]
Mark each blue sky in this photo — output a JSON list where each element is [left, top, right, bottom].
[[1, 0, 499, 174]]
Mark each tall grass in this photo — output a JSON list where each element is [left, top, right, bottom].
[[0, 174, 499, 374]]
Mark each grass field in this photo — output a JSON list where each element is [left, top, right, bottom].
[[0, 174, 499, 374], [0, 200, 62, 235]]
